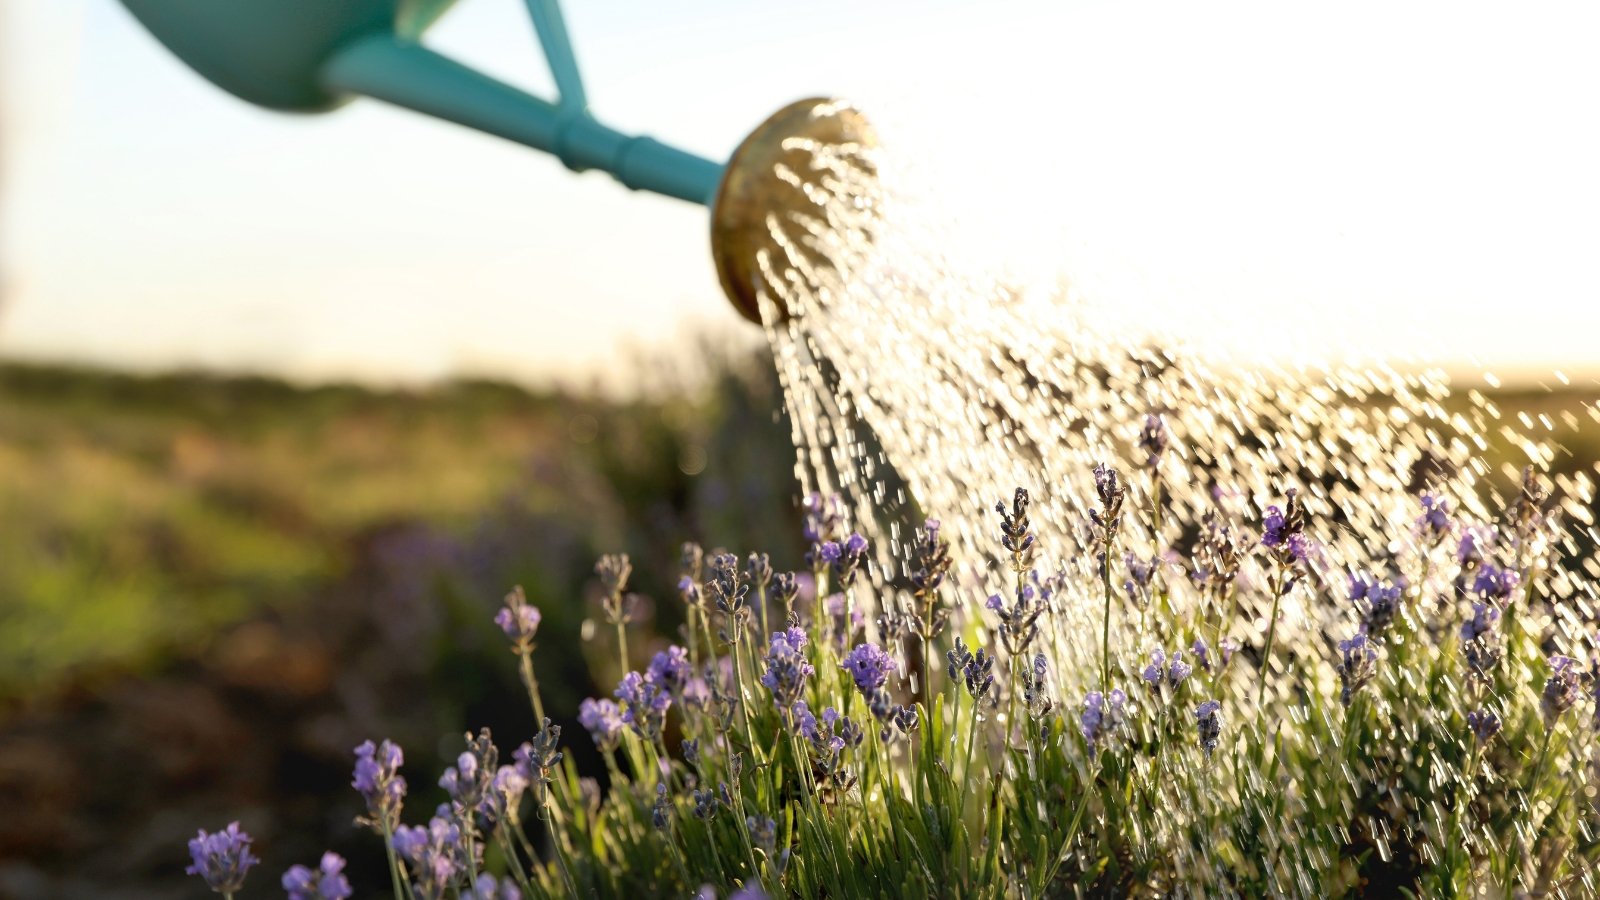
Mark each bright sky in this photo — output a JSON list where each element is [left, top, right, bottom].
[[4, 0, 1599, 388]]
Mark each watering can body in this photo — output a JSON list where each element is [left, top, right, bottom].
[[120, 0, 458, 111], [117, 0, 876, 323]]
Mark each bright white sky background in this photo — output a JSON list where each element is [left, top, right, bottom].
[[4, 1, 1598, 389]]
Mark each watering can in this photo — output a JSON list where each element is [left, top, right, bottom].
[[117, 0, 875, 323]]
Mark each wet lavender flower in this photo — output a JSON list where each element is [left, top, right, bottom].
[[352, 739, 406, 831], [1080, 689, 1127, 755], [1336, 632, 1379, 706], [1191, 512, 1246, 593], [186, 822, 259, 894], [282, 852, 352, 900], [1541, 655, 1582, 727], [759, 627, 815, 711], [793, 701, 863, 790], [1138, 413, 1169, 468], [841, 642, 896, 693], [494, 585, 542, 651], [1472, 564, 1520, 603], [615, 670, 672, 738], [1508, 466, 1550, 545], [1090, 466, 1126, 543], [1456, 525, 1493, 570], [578, 698, 625, 751], [962, 646, 997, 705], [596, 553, 635, 626], [709, 553, 752, 642], [821, 532, 870, 588], [987, 580, 1043, 655], [1194, 700, 1223, 758], [1417, 493, 1452, 544], [1021, 653, 1053, 718], [1260, 489, 1310, 565], [1460, 602, 1503, 678], [911, 518, 953, 602], [647, 646, 694, 696], [1467, 708, 1501, 744], [1123, 552, 1159, 608], [802, 493, 844, 566], [996, 488, 1036, 569], [1219, 637, 1241, 669], [946, 636, 973, 681], [1349, 572, 1405, 636], [515, 719, 563, 806], [1141, 647, 1191, 692]]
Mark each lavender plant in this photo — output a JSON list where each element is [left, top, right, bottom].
[[184, 438, 1600, 898]]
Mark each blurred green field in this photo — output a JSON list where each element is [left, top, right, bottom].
[[0, 359, 800, 703]]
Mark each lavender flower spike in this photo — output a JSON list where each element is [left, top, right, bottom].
[[842, 642, 897, 693], [352, 739, 406, 831], [283, 852, 353, 900], [494, 585, 542, 650], [186, 822, 259, 895], [1194, 700, 1223, 757], [1466, 708, 1501, 744], [1541, 655, 1582, 727], [578, 698, 626, 751], [1336, 632, 1379, 706]]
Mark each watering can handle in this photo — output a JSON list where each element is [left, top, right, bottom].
[[523, 0, 587, 111]]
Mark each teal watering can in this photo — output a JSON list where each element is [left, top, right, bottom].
[[118, 0, 874, 322]]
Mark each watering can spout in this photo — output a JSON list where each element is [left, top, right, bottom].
[[319, 35, 723, 206]]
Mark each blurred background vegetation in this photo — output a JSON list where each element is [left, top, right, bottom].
[[0, 352, 808, 897], [0, 355, 1596, 897]]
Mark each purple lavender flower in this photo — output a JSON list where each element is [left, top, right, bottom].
[[1192, 637, 1212, 672], [1417, 494, 1452, 543], [1472, 564, 1520, 602], [1138, 413, 1169, 467], [615, 671, 671, 738], [1220, 637, 1241, 669], [1349, 572, 1405, 636], [282, 852, 352, 900], [392, 816, 465, 900], [647, 646, 694, 695], [479, 764, 528, 826], [578, 698, 625, 751], [1541, 655, 1582, 727], [802, 492, 843, 545], [1466, 708, 1501, 744], [1080, 689, 1127, 755], [1336, 632, 1379, 705], [186, 822, 259, 894], [352, 739, 406, 831], [1141, 648, 1191, 691], [1260, 489, 1310, 563], [467, 875, 522, 900], [676, 574, 701, 609], [493, 586, 541, 649], [1456, 525, 1493, 569], [759, 627, 815, 710], [1194, 700, 1223, 757], [842, 643, 896, 692], [1460, 602, 1503, 677], [1123, 553, 1159, 607], [791, 700, 819, 741]]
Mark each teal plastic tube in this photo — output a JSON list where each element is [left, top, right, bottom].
[[321, 34, 724, 205]]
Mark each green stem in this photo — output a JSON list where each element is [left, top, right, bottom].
[[1255, 571, 1286, 712], [1101, 537, 1115, 689], [519, 652, 546, 725], [380, 820, 411, 900]]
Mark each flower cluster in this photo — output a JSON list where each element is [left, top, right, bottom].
[[1141, 647, 1192, 693], [352, 739, 407, 832], [493, 585, 542, 651], [283, 852, 353, 900], [1260, 488, 1310, 566], [186, 822, 259, 895], [1080, 689, 1127, 755], [759, 626, 815, 711], [1349, 572, 1404, 636], [1336, 632, 1380, 706]]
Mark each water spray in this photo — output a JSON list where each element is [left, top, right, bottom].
[[118, 0, 876, 323]]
